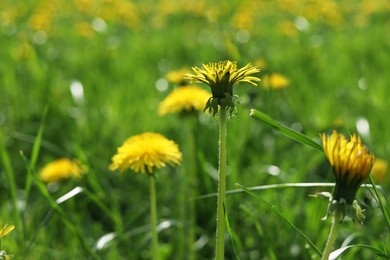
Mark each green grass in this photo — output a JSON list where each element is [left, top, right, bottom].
[[1, 0, 390, 259]]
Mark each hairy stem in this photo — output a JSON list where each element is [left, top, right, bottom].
[[215, 107, 227, 260], [321, 206, 342, 260], [150, 174, 159, 260]]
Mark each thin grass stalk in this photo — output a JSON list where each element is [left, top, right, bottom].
[[31, 172, 100, 259], [321, 206, 342, 260], [0, 132, 24, 254], [368, 176, 390, 233], [150, 174, 159, 260], [25, 106, 48, 199], [237, 183, 322, 256], [185, 116, 197, 260], [216, 106, 227, 260]]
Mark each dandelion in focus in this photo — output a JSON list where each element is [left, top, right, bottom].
[[158, 85, 211, 116], [110, 132, 182, 260], [39, 158, 87, 183], [186, 60, 260, 116], [321, 131, 374, 205], [320, 130, 374, 260], [185, 60, 260, 259]]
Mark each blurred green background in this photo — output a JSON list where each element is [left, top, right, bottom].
[[1, 0, 390, 259]]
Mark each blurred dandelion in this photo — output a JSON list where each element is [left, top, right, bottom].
[[159, 85, 210, 259], [261, 73, 290, 90], [370, 158, 388, 183], [110, 132, 182, 260], [39, 158, 87, 183], [165, 68, 191, 85], [186, 60, 260, 259], [320, 130, 374, 260], [158, 85, 211, 116]]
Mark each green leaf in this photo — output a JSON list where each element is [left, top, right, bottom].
[[250, 109, 323, 152]]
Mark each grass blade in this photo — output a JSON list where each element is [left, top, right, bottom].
[[25, 106, 48, 199], [330, 244, 389, 259], [224, 204, 240, 260], [236, 183, 322, 257], [368, 176, 390, 233], [250, 109, 323, 152], [196, 182, 336, 200], [0, 131, 24, 252], [30, 172, 100, 259]]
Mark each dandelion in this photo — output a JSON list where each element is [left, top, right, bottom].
[[321, 131, 374, 205], [186, 60, 260, 116], [186, 61, 260, 259], [261, 73, 290, 90], [158, 85, 210, 259], [370, 158, 388, 183], [158, 85, 211, 116], [320, 130, 374, 260], [165, 68, 191, 85], [39, 158, 87, 183], [109, 132, 182, 174], [110, 132, 182, 260]]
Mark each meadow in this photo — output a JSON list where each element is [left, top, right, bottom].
[[1, 0, 390, 259]]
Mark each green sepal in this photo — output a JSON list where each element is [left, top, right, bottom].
[[312, 192, 366, 223]]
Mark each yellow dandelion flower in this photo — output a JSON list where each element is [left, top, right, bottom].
[[39, 158, 87, 183], [0, 224, 15, 239], [262, 73, 290, 90], [185, 60, 260, 116], [109, 132, 182, 174], [321, 131, 374, 204], [370, 158, 388, 183], [165, 68, 190, 85], [158, 85, 211, 116]]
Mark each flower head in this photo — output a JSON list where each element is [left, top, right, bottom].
[[321, 131, 374, 204], [370, 158, 388, 183], [0, 224, 15, 239], [165, 68, 191, 85], [39, 158, 87, 183], [109, 132, 182, 174], [185, 60, 260, 116], [158, 85, 211, 116], [261, 73, 290, 90]]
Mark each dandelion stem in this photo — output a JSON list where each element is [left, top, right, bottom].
[[150, 174, 159, 260], [216, 106, 227, 260], [321, 206, 342, 260]]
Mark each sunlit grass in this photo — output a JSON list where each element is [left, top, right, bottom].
[[1, 0, 390, 259]]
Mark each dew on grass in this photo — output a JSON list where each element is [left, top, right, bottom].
[[70, 80, 85, 103], [356, 117, 370, 137], [155, 78, 169, 92]]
